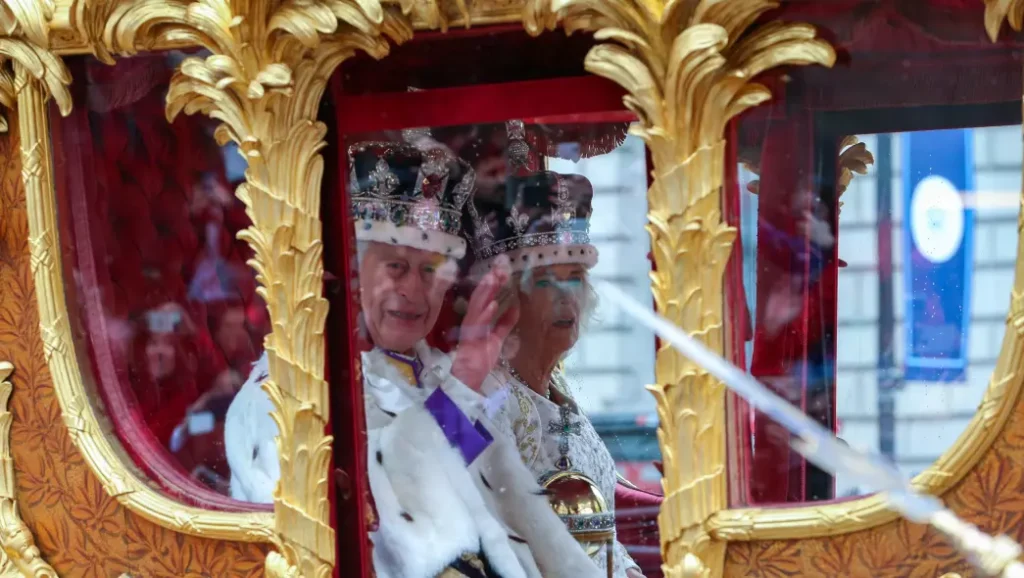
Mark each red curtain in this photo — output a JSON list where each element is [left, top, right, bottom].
[[744, 103, 824, 503]]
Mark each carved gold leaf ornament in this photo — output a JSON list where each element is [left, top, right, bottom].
[[836, 135, 874, 212], [0, 362, 57, 577], [0, 1, 1018, 578], [0, 1, 71, 134], [524, 0, 834, 575], [390, 0, 469, 32], [1, 0, 55, 48]]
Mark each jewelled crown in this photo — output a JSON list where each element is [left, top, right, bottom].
[[348, 141, 476, 259], [463, 169, 598, 276]]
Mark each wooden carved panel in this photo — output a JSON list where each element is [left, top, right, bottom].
[[725, 391, 1024, 576], [0, 117, 268, 577]]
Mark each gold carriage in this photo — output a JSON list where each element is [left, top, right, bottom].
[[0, 0, 1022, 576]]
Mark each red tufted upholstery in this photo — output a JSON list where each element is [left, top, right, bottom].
[[615, 482, 663, 578]]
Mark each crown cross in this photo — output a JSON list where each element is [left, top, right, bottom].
[[550, 177, 577, 232], [368, 158, 399, 198], [507, 204, 530, 235], [414, 151, 452, 199], [468, 201, 495, 248]]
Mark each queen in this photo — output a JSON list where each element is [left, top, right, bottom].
[[464, 169, 645, 578]]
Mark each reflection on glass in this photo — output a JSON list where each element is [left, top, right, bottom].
[[832, 128, 1018, 498], [52, 53, 268, 505], [734, 113, 1020, 505], [227, 117, 660, 577]]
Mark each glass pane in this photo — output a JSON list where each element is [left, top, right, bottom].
[[51, 53, 268, 507], [834, 128, 1019, 497], [731, 64, 1021, 504], [319, 112, 661, 576], [547, 139, 660, 496]]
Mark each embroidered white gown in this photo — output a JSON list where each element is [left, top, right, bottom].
[[489, 367, 640, 578]]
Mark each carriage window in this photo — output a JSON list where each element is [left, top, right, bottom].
[[733, 96, 1021, 505], [312, 105, 664, 576], [50, 53, 269, 507]]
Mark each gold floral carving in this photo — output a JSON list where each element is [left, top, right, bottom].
[[96, 0, 413, 575], [45, 0, 522, 50], [710, 1, 1024, 544], [836, 135, 874, 212], [524, 0, 834, 575], [8, 0, 279, 557], [0, 0, 71, 133], [723, 395, 1024, 575], [0, 361, 57, 577]]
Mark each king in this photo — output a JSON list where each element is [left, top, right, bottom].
[[225, 140, 602, 578]]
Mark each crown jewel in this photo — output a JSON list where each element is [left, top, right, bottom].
[[348, 141, 476, 258], [463, 170, 597, 273]]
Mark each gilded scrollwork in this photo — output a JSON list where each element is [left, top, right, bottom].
[[523, 0, 834, 575], [387, 0, 469, 32], [836, 135, 874, 209], [0, 362, 57, 577], [0, 0, 71, 133]]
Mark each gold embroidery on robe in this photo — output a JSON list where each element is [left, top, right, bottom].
[[382, 355, 419, 385], [437, 552, 489, 577]]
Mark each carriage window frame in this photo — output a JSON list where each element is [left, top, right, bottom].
[[325, 67, 640, 575]]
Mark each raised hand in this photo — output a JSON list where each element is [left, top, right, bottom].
[[450, 256, 519, 391]]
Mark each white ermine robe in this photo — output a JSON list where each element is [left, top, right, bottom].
[[225, 345, 602, 578]]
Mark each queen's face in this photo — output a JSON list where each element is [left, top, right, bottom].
[[359, 242, 455, 354], [516, 263, 588, 356]]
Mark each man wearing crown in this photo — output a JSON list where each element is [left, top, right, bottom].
[[225, 141, 602, 578]]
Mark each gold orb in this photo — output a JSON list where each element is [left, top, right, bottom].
[[541, 470, 615, 557]]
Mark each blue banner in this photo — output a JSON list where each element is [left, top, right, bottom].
[[901, 129, 975, 383]]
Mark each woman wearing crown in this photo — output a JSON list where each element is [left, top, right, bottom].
[[463, 167, 645, 578], [225, 140, 603, 578]]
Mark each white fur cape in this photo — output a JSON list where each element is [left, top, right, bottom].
[[225, 347, 603, 578], [368, 399, 603, 578]]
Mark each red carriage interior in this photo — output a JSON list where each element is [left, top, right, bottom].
[[50, 53, 271, 510]]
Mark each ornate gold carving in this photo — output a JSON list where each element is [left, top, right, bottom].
[[984, 0, 1024, 41], [709, 2, 1024, 543], [0, 362, 57, 577], [388, 0, 469, 32], [524, 1, 834, 575], [0, 1, 71, 133], [97, 0, 412, 575], [836, 135, 874, 211], [16, 59, 276, 545], [43, 0, 527, 53]]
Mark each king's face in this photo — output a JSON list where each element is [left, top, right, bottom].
[[358, 242, 456, 354]]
